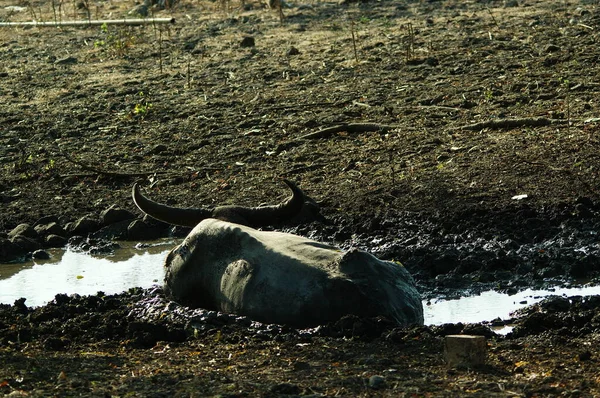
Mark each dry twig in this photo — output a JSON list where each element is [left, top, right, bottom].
[[457, 117, 571, 131], [299, 123, 394, 140]]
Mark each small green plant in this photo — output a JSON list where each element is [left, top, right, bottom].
[[132, 91, 153, 118], [380, 17, 393, 29], [484, 89, 494, 101], [44, 158, 56, 172], [94, 23, 136, 57]]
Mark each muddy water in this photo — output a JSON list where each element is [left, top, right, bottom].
[[2, 245, 600, 327], [0, 242, 172, 307]]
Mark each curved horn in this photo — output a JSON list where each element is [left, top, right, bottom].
[[132, 184, 212, 227], [211, 179, 305, 227], [132, 179, 305, 228]]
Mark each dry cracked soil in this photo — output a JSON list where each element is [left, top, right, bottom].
[[2, 0, 600, 396]]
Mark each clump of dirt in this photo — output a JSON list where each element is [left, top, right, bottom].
[[1, 0, 600, 395]]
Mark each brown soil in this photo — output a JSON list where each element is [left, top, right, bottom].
[[2, 0, 600, 396]]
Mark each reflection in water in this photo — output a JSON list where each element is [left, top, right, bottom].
[[0, 243, 171, 307], [424, 285, 600, 326]]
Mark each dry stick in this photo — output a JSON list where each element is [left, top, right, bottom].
[[457, 117, 572, 131], [277, 0, 284, 23], [187, 58, 191, 89], [159, 27, 163, 74], [351, 20, 359, 64], [299, 123, 394, 140], [27, 1, 37, 22], [487, 8, 498, 26], [51, 0, 58, 25], [0, 18, 175, 27], [264, 100, 348, 111]]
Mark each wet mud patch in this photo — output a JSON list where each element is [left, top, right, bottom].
[[291, 200, 600, 300]]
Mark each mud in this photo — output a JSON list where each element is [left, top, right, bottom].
[[2, 0, 600, 395]]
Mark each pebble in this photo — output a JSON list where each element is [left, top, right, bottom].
[[240, 37, 255, 48], [369, 375, 385, 389]]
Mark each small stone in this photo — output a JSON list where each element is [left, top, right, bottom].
[[54, 56, 78, 65], [46, 234, 67, 248], [127, 219, 165, 240], [32, 249, 50, 260], [10, 235, 41, 252], [129, 4, 148, 17], [100, 205, 136, 226], [287, 46, 300, 56], [68, 215, 100, 235], [35, 222, 66, 238], [269, 383, 300, 395], [8, 224, 38, 240], [544, 44, 561, 53], [150, 144, 168, 154], [444, 335, 487, 367], [368, 375, 385, 389], [292, 361, 311, 371], [240, 36, 255, 48]]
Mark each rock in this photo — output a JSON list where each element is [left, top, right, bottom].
[[240, 36, 255, 48], [149, 144, 168, 155], [54, 56, 78, 65], [68, 215, 100, 236], [287, 46, 300, 56], [8, 223, 38, 240], [32, 249, 50, 260], [575, 203, 593, 218], [369, 375, 385, 389], [46, 234, 67, 248], [35, 222, 66, 238], [269, 383, 300, 395], [127, 220, 166, 240], [292, 361, 311, 371], [91, 219, 132, 240], [0, 238, 23, 261], [579, 350, 592, 361], [34, 215, 59, 227], [100, 205, 136, 226], [129, 4, 149, 17], [544, 44, 561, 53], [10, 235, 42, 252], [444, 335, 487, 367]]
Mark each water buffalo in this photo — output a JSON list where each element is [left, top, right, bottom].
[[132, 181, 424, 327]]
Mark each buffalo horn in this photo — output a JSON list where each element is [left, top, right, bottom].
[[132, 179, 304, 228]]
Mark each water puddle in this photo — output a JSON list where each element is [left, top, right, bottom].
[[425, 285, 600, 331], [0, 241, 172, 307], [2, 245, 600, 329]]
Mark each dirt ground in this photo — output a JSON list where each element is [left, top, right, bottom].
[[2, 0, 600, 396]]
